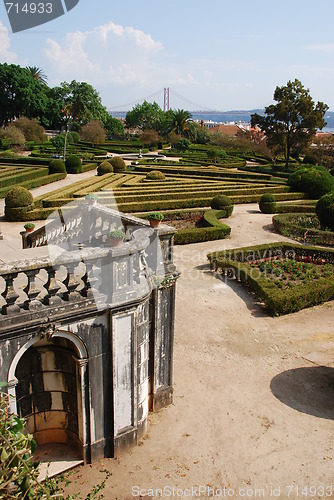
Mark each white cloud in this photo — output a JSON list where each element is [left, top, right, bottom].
[[303, 43, 334, 54], [45, 21, 163, 85], [0, 21, 18, 62]]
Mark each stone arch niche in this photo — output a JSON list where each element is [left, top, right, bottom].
[[7, 329, 90, 462]]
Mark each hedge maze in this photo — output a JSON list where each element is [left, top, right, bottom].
[[16, 166, 306, 222], [0, 163, 66, 198]]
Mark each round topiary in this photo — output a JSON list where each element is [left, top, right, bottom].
[[259, 193, 276, 214], [316, 191, 334, 231], [5, 186, 34, 221], [49, 159, 66, 174], [146, 170, 165, 180], [288, 165, 334, 199], [65, 154, 82, 174], [210, 195, 234, 218], [97, 161, 114, 176], [5, 186, 33, 208], [109, 156, 126, 172], [303, 154, 316, 165]]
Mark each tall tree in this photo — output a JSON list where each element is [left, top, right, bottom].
[[251, 79, 328, 167], [164, 109, 193, 136], [26, 66, 48, 85], [0, 63, 49, 126], [125, 101, 164, 131], [49, 80, 108, 128]]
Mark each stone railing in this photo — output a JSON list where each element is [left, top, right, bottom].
[[22, 203, 147, 250], [1, 227, 174, 333]]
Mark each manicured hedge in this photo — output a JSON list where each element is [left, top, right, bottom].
[[272, 213, 334, 246], [0, 167, 48, 188], [208, 242, 334, 315], [174, 209, 231, 245], [0, 172, 67, 198]]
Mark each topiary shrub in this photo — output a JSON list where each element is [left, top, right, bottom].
[[303, 154, 317, 165], [97, 160, 114, 176], [5, 186, 34, 221], [259, 193, 276, 214], [49, 159, 66, 174], [146, 170, 165, 180], [288, 165, 334, 199], [210, 195, 234, 218], [109, 156, 126, 172], [316, 191, 334, 231], [5, 186, 33, 208], [65, 154, 82, 174]]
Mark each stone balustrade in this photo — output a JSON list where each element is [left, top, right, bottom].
[[0, 226, 172, 333]]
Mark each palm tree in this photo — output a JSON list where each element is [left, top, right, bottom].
[[26, 66, 48, 85], [165, 109, 193, 136]]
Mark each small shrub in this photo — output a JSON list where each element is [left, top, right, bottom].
[[12, 117, 46, 142], [259, 193, 276, 214], [67, 131, 81, 143], [65, 154, 82, 174], [5, 186, 34, 221], [288, 165, 334, 199], [5, 186, 33, 208], [146, 170, 165, 180], [147, 211, 164, 221], [80, 120, 106, 143], [316, 192, 334, 231], [109, 156, 126, 172], [175, 138, 190, 151], [49, 159, 66, 174], [108, 229, 126, 239], [210, 195, 234, 217], [303, 154, 317, 165], [97, 160, 114, 176], [0, 125, 26, 149]]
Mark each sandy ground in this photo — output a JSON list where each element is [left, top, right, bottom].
[[61, 204, 334, 500]]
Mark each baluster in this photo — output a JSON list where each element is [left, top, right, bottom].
[[43, 266, 62, 306], [1, 272, 20, 315], [62, 263, 81, 301], [81, 261, 99, 298], [23, 269, 43, 310]]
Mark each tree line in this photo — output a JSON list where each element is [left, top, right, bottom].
[[0, 63, 331, 167]]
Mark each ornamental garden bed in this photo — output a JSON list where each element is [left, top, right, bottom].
[[208, 243, 334, 316], [272, 213, 334, 246]]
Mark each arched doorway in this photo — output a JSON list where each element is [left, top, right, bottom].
[[7, 329, 90, 467]]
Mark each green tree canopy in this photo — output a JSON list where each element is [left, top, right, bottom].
[[164, 109, 193, 137], [26, 66, 48, 85], [104, 114, 125, 138], [125, 101, 164, 131], [0, 63, 49, 127], [251, 79, 328, 167]]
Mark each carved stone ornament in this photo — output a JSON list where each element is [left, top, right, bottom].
[[36, 321, 58, 339]]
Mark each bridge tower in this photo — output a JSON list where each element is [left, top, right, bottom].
[[164, 87, 170, 112]]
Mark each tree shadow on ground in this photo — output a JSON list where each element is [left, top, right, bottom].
[[199, 263, 268, 318], [270, 366, 334, 420], [247, 209, 260, 214]]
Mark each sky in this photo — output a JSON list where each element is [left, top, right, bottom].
[[1, 0, 334, 112]]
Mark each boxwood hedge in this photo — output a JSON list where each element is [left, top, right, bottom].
[[208, 242, 334, 315]]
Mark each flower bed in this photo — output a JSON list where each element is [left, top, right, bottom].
[[208, 243, 334, 315], [272, 213, 334, 246]]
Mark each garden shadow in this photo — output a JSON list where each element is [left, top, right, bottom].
[[205, 264, 267, 318], [270, 366, 334, 420]]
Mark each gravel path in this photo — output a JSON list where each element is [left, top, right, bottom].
[[63, 204, 334, 500]]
